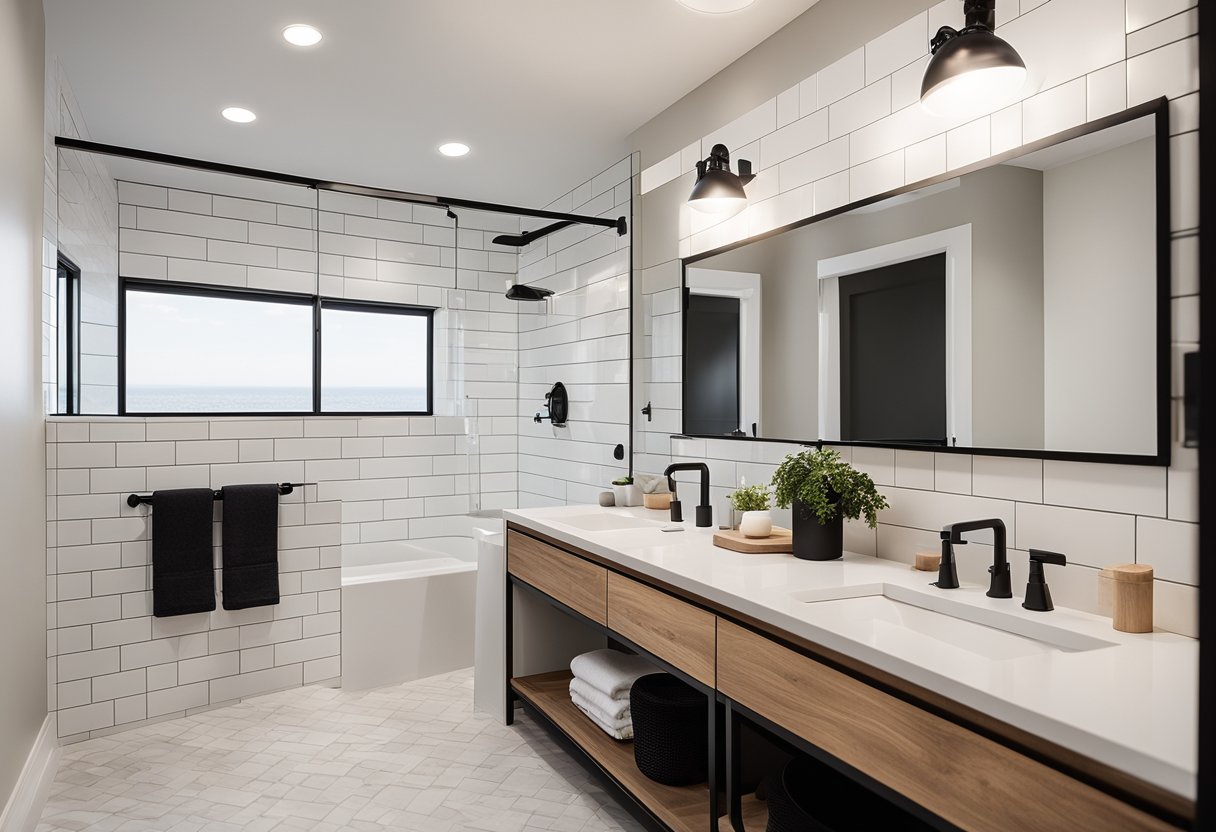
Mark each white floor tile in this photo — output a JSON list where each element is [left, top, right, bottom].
[[38, 668, 643, 832]]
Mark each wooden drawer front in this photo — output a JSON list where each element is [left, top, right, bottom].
[[717, 620, 1173, 832], [508, 530, 607, 625], [606, 572, 715, 687]]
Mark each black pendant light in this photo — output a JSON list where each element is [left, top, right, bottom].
[[921, 0, 1027, 117], [688, 144, 756, 217]]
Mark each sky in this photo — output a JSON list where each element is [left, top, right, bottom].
[[125, 290, 429, 389]]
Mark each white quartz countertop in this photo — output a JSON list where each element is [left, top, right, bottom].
[[503, 504, 1198, 800]]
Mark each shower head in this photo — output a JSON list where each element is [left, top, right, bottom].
[[505, 284, 555, 302]]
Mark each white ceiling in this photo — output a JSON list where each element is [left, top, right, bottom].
[[45, 0, 819, 207]]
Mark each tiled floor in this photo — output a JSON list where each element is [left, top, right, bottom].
[[37, 669, 645, 832]]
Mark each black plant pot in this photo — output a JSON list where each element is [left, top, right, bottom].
[[791, 498, 843, 561]]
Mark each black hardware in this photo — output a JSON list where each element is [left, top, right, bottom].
[[492, 221, 576, 247], [641, 401, 652, 422], [613, 444, 625, 461], [664, 462, 713, 527], [506, 284, 555, 302], [940, 518, 1011, 598], [127, 482, 312, 508], [694, 144, 756, 187], [534, 382, 569, 427], [1185, 351, 1199, 448], [934, 533, 961, 590], [54, 136, 625, 234], [1023, 549, 1067, 612]]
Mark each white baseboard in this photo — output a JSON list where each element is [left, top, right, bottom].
[[0, 715, 59, 832]]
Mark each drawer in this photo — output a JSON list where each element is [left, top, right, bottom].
[[716, 620, 1173, 832], [606, 572, 716, 686], [507, 530, 607, 625]]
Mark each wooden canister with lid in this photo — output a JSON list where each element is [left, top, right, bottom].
[[1099, 563, 1154, 633]]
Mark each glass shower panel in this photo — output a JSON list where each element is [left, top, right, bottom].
[[56, 147, 120, 414], [55, 151, 319, 414], [315, 190, 457, 414]]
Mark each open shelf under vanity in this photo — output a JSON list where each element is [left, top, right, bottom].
[[511, 670, 769, 832]]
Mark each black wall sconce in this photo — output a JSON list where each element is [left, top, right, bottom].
[[535, 382, 569, 427], [921, 0, 1027, 117], [688, 144, 755, 218]]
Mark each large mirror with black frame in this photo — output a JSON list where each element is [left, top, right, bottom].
[[681, 98, 1170, 465]]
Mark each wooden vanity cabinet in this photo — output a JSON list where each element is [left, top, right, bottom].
[[504, 525, 1190, 832]]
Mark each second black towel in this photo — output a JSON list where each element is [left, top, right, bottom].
[[221, 483, 280, 610]]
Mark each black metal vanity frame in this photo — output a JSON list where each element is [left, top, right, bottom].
[[678, 97, 1173, 468]]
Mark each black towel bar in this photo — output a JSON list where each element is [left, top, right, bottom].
[[127, 482, 313, 508]]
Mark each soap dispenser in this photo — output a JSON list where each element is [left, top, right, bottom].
[[1023, 549, 1066, 612]]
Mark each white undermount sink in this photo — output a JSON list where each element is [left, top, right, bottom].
[[791, 583, 1116, 659], [554, 513, 664, 532]]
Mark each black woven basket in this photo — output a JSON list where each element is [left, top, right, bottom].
[[630, 673, 708, 786], [766, 757, 832, 832], [767, 755, 932, 832]]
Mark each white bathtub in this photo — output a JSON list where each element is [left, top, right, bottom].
[[341, 517, 502, 691]]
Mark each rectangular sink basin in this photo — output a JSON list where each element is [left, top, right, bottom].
[[554, 513, 664, 532], [791, 583, 1115, 659]]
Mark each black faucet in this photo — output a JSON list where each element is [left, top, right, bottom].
[[663, 462, 713, 527], [937, 518, 1012, 598]]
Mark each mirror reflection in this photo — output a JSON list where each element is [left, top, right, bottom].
[[683, 111, 1162, 458]]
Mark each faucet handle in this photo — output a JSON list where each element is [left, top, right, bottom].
[[1023, 550, 1065, 612], [1029, 549, 1067, 566]]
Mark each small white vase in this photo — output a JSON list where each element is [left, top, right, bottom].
[[612, 485, 630, 506], [623, 484, 643, 507], [740, 510, 773, 539]]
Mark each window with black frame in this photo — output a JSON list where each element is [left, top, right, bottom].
[[119, 279, 434, 416]]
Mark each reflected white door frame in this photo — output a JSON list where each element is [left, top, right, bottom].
[[816, 225, 973, 447], [686, 268, 762, 437]]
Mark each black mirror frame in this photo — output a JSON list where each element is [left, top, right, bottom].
[[677, 97, 1172, 467]]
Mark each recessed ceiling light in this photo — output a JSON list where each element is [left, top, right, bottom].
[[283, 24, 323, 47], [439, 142, 470, 157], [677, 0, 756, 13], [221, 107, 257, 123]]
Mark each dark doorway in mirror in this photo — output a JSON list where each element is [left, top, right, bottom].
[[685, 293, 741, 436], [840, 253, 947, 445]]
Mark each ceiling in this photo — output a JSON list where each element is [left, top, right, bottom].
[[45, 0, 819, 207]]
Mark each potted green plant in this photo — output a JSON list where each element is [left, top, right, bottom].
[[730, 484, 772, 538], [771, 448, 888, 560]]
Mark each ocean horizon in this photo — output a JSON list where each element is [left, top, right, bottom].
[[126, 385, 428, 413]]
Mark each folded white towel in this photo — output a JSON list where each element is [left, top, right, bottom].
[[569, 649, 659, 699], [570, 689, 631, 730], [572, 695, 633, 740], [569, 677, 630, 721]]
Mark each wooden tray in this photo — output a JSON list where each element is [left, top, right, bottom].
[[713, 527, 793, 554]]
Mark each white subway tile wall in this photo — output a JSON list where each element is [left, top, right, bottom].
[[43, 175, 533, 738], [43, 63, 120, 414], [47, 418, 341, 739], [636, 0, 1198, 636], [516, 157, 634, 507]]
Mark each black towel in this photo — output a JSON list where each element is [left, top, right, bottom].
[[151, 488, 217, 617], [221, 483, 280, 610]]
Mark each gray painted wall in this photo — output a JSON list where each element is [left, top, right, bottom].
[[628, 0, 935, 166], [0, 0, 48, 803], [1044, 136, 1156, 454]]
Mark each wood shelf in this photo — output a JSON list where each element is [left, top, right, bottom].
[[718, 795, 768, 831], [512, 670, 712, 832]]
